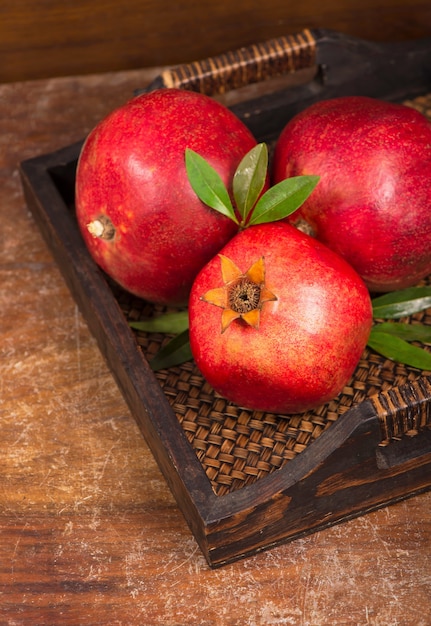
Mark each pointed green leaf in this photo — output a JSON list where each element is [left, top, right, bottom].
[[233, 143, 268, 222], [129, 311, 189, 334], [247, 175, 320, 226], [372, 286, 431, 319], [149, 330, 192, 371], [372, 322, 431, 343], [185, 148, 238, 223], [367, 328, 431, 369]]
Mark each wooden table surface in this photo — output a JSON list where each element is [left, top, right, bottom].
[[1, 68, 431, 626]]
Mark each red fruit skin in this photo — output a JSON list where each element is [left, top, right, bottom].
[[75, 88, 258, 305], [189, 222, 373, 414], [272, 96, 431, 292]]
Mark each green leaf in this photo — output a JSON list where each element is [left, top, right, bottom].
[[129, 311, 189, 334], [247, 175, 320, 226], [372, 286, 431, 319], [233, 143, 268, 223], [185, 148, 238, 223], [367, 328, 431, 370], [372, 322, 431, 343], [149, 330, 192, 371]]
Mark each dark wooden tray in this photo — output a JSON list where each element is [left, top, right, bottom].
[[19, 29, 431, 568]]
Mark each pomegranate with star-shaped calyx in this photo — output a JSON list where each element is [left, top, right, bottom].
[[188, 221, 373, 414]]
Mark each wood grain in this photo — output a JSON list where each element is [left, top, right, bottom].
[[1, 65, 431, 624], [1, 0, 431, 82]]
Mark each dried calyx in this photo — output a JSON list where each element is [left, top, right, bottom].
[[201, 255, 277, 333], [87, 215, 115, 240], [229, 278, 261, 313]]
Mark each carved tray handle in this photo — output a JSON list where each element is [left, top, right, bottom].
[[143, 28, 317, 96], [370, 376, 431, 446]]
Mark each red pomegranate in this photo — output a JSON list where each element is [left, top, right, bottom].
[[272, 96, 431, 292], [75, 88, 258, 305], [188, 222, 373, 414]]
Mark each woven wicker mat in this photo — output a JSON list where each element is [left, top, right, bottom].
[[119, 92, 431, 497]]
